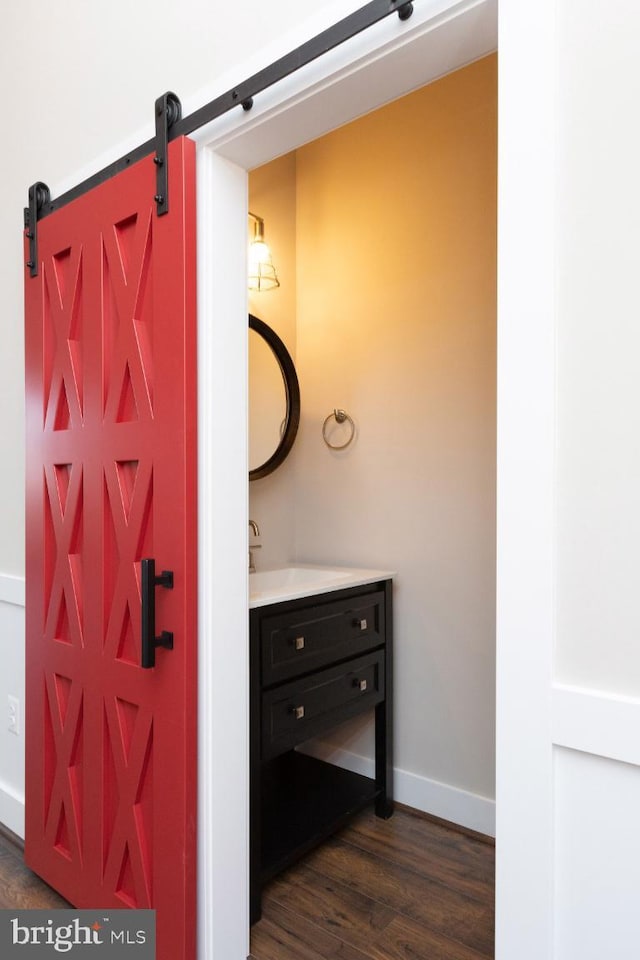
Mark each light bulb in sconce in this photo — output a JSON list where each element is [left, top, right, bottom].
[[248, 213, 280, 291]]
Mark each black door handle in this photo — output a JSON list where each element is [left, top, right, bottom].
[[141, 558, 174, 668]]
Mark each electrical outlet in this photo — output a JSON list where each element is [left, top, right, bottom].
[[8, 695, 20, 736]]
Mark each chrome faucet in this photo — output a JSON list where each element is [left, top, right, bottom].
[[249, 520, 261, 572]]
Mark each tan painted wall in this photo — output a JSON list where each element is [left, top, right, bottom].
[[250, 55, 497, 806]]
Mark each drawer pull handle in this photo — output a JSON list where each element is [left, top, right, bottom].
[[353, 678, 368, 692], [294, 636, 305, 651], [291, 705, 305, 720], [353, 618, 367, 631]]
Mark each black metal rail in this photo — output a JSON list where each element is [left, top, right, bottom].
[[175, 0, 413, 141], [28, 0, 413, 222]]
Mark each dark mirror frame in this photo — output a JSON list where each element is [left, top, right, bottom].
[[249, 314, 301, 481]]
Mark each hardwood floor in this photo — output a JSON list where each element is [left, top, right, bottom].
[[0, 806, 495, 960], [0, 826, 68, 909], [251, 806, 495, 960]]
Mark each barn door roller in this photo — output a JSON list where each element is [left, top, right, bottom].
[[154, 91, 182, 216], [24, 182, 51, 278], [24, 0, 414, 265]]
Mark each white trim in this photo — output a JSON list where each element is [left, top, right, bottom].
[[553, 683, 640, 767], [299, 742, 495, 837], [393, 768, 494, 838], [196, 150, 250, 960], [0, 778, 24, 839], [495, 2, 557, 959], [0, 574, 25, 608]]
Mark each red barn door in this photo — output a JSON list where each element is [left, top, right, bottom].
[[24, 137, 197, 960]]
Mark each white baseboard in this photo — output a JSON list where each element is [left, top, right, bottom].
[[298, 740, 496, 837], [0, 778, 24, 840]]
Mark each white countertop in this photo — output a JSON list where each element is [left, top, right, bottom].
[[249, 563, 394, 608]]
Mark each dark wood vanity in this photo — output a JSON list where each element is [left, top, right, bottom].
[[249, 577, 393, 923]]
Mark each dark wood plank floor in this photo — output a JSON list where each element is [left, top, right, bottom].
[[0, 805, 495, 960], [0, 828, 69, 909], [251, 806, 495, 960]]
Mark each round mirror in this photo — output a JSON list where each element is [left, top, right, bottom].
[[249, 314, 300, 481]]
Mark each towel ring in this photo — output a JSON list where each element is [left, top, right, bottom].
[[322, 409, 355, 450]]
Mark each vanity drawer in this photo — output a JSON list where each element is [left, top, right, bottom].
[[262, 650, 384, 760], [260, 590, 385, 685]]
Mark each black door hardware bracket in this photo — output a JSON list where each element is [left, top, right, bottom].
[[154, 91, 182, 216], [24, 182, 51, 278]]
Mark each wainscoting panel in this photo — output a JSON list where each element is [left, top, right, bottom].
[[552, 683, 640, 959], [554, 746, 640, 960]]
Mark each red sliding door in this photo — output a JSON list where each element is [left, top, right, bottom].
[[24, 137, 197, 960]]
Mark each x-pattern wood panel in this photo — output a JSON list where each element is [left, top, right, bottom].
[[103, 696, 153, 908], [43, 246, 83, 432], [43, 672, 84, 866], [43, 461, 83, 647], [102, 212, 154, 425]]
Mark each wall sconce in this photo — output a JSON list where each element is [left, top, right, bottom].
[[248, 212, 280, 291]]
